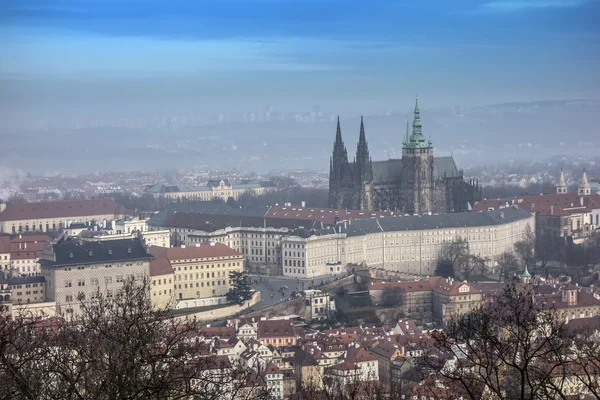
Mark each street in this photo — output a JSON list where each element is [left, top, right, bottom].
[[246, 273, 345, 311]]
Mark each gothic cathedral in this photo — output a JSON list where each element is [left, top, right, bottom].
[[328, 98, 482, 213]]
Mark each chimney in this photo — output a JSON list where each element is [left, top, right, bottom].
[[0, 203, 6, 213], [580, 197, 584, 206], [301, 201, 306, 207], [550, 206, 553, 215]]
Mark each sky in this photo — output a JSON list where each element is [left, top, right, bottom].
[[1, 0, 600, 121]]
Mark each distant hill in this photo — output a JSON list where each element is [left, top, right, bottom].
[[3, 99, 599, 174]]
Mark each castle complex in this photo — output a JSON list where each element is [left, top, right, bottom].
[[328, 99, 481, 213]]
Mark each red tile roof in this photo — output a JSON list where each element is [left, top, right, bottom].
[[370, 280, 432, 292], [149, 257, 173, 276], [473, 193, 600, 216], [149, 242, 241, 260], [0, 199, 124, 221], [263, 362, 282, 376], [258, 320, 295, 338]]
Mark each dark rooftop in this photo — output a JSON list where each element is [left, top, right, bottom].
[[39, 237, 152, 268], [8, 275, 46, 285]]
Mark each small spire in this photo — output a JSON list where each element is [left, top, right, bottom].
[[359, 116, 366, 144], [335, 116, 343, 145], [404, 117, 410, 145], [581, 169, 589, 186]]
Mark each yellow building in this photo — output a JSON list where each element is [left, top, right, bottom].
[[0, 199, 125, 234], [145, 179, 272, 203], [149, 242, 244, 304], [149, 258, 174, 309]]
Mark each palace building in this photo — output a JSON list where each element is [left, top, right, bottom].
[[328, 98, 481, 213]]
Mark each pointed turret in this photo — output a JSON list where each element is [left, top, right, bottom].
[[358, 116, 366, 145], [578, 169, 591, 196], [520, 265, 532, 284], [405, 97, 429, 149], [355, 116, 372, 184], [557, 168, 567, 194], [335, 116, 343, 146], [403, 117, 410, 147]]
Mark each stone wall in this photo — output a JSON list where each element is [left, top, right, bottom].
[[173, 291, 261, 322]]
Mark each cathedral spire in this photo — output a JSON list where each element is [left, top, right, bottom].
[[359, 116, 366, 145], [356, 116, 372, 184], [335, 116, 343, 146]]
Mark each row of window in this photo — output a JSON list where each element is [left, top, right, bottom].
[[283, 260, 305, 267]]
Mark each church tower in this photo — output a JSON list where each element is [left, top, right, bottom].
[[355, 117, 373, 181], [401, 97, 434, 214], [328, 117, 354, 209], [578, 169, 591, 196], [556, 168, 567, 194], [355, 116, 373, 210]]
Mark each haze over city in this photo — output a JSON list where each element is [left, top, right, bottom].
[[1, 0, 600, 173], [2, 3, 600, 399]]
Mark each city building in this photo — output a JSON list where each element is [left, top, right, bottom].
[[369, 276, 482, 325], [0, 198, 125, 234], [282, 207, 534, 277], [304, 289, 336, 321], [474, 170, 600, 241], [39, 237, 152, 316], [257, 319, 297, 347], [328, 99, 481, 213], [149, 257, 174, 309], [149, 242, 244, 306], [86, 229, 171, 249], [144, 179, 273, 203], [0, 234, 52, 276], [8, 275, 46, 304]]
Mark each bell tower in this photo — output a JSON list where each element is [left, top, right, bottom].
[[401, 97, 434, 214], [556, 168, 567, 194]]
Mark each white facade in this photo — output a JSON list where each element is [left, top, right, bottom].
[[185, 226, 289, 266], [283, 211, 535, 277]]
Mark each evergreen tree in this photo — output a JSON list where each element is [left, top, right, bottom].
[[226, 271, 253, 305]]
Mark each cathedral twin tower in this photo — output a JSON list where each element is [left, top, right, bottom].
[[328, 98, 481, 213]]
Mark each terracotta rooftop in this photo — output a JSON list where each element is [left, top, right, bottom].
[[473, 193, 600, 216], [149, 257, 174, 276], [0, 199, 124, 221], [258, 320, 295, 338], [149, 242, 241, 260]]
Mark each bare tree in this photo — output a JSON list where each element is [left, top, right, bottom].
[[438, 238, 469, 278], [0, 278, 269, 400], [514, 223, 536, 268], [419, 283, 576, 400], [496, 251, 520, 282]]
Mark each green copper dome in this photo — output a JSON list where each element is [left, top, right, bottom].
[[404, 97, 431, 149], [521, 265, 532, 278]]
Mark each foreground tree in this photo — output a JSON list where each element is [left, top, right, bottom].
[[227, 270, 254, 305], [514, 223, 536, 268], [0, 278, 268, 400], [434, 259, 454, 278], [420, 283, 576, 400], [496, 251, 520, 282]]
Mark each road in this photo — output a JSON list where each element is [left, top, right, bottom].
[[246, 273, 345, 311]]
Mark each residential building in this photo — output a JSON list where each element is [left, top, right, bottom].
[[304, 289, 336, 321], [8, 275, 46, 304], [149, 257, 174, 309], [369, 341, 402, 384], [39, 237, 152, 316], [0, 234, 52, 276], [115, 218, 147, 234], [263, 363, 284, 400], [0, 199, 125, 233], [149, 242, 243, 304], [369, 277, 482, 326], [257, 319, 297, 347], [283, 206, 534, 277]]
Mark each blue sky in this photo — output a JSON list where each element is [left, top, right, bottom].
[[1, 0, 599, 118]]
